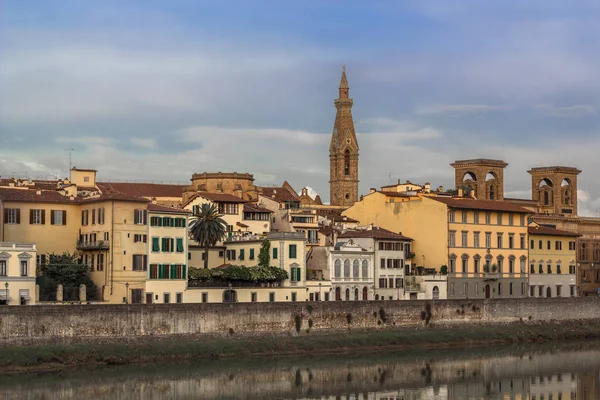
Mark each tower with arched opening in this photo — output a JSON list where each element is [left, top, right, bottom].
[[450, 159, 508, 200], [528, 166, 581, 216], [329, 66, 359, 206]]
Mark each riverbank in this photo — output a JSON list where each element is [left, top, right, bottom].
[[2, 320, 600, 372]]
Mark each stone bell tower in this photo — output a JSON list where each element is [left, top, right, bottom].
[[528, 166, 581, 216], [329, 66, 359, 207]]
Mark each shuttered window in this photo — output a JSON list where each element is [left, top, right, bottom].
[[289, 244, 297, 259], [4, 209, 21, 224], [152, 237, 160, 252], [176, 238, 184, 253]]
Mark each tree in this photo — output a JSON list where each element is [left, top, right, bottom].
[[37, 251, 97, 301], [189, 203, 227, 269], [258, 239, 270, 268]]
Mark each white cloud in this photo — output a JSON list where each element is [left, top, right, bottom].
[[130, 138, 157, 149], [535, 104, 597, 117]]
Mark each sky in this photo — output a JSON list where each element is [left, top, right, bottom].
[[1, 1, 600, 215]]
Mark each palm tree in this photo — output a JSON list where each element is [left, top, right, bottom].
[[188, 203, 227, 269]]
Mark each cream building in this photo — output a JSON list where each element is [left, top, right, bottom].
[[146, 204, 189, 304], [186, 232, 310, 303], [528, 223, 579, 298], [0, 242, 37, 305], [183, 192, 249, 239], [328, 240, 374, 301]]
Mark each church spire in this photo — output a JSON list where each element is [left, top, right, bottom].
[[329, 65, 359, 207], [339, 65, 349, 98]]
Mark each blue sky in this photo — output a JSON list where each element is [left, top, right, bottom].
[[2, 1, 600, 214]]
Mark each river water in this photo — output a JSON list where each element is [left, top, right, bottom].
[[1, 342, 600, 399]]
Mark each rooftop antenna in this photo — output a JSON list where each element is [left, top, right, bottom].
[[66, 148, 74, 171], [388, 173, 393, 183]]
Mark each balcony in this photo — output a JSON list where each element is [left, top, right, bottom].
[[76, 240, 110, 251]]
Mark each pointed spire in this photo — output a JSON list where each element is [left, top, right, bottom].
[[339, 65, 349, 89]]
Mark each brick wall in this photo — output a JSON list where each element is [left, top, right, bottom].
[[1, 297, 599, 346]]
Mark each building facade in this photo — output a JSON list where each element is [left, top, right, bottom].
[[528, 224, 579, 298], [0, 242, 37, 305], [328, 240, 374, 301], [329, 66, 359, 207]]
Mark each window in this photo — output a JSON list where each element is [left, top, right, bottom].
[[162, 238, 175, 252], [538, 240, 542, 249], [176, 293, 183, 303], [90, 255, 95, 271], [449, 211, 455, 222], [0, 260, 6, 276], [134, 234, 147, 243], [134, 209, 147, 225], [344, 260, 350, 277], [569, 241, 576, 251], [4, 208, 20, 224], [239, 249, 245, 260], [547, 240, 551, 250], [520, 258, 526, 273], [344, 149, 350, 176], [291, 292, 297, 302], [569, 264, 575, 274], [555, 241, 562, 250], [461, 231, 468, 247], [49, 210, 66, 225], [152, 237, 160, 252], [570, 286, 575, 297], [449, 231, 456, 247], [98, 207, 105, 224], [36, 254, 47, 267], [461, 257, 468, 273], [461, 211, 467, 223], [509, 283, 513, 295], [547, 263, 552, 274], [249, 248, 255, 260], [509, 258, 515, 274], [508, 234, 514, 249], [378, 278, 387, 288], [353, 260, 359, 277], [92, 209, 96, 225], [97, 254, 104, 271], [81, 210, 89, 226], [520, 235, 526, 249], [334, 260, 341, 277], [485, 233, 491, 248], [163, 293, 170, 304], [30, 209, 45, 225], [557, 264, 562, 274], [474, 257, 480, 274], [449, 257, 456, 273], [485, 212, 491, 224], [289, 244, 297, 258], [538, 286, 543, 297], [497, 233, 503, 249], [473, 232, 480, 248], [530, 286, 535, 297], [273, 248, 278, 259], [218, 203, 239, 215], [556, 286, 562, 297], [498, 282, 502, 296], [362, 260, 368, 278], [497, 213, 503, 225], [176, 238, 184, 253], [290, 266, 302, 282], [474, 212, 479, 224], [104, 232, 109, 241], [132, 255, 148, 271], [251, 292, 257, 302], [531, 240, 535, 249], [269, 292, 275, 302], [149, 264, 158, 279], [227, 250, 236, 260], [20, 260, 28, 276], [508, 214, 514, 226]]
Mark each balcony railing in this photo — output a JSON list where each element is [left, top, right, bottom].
[[76, 240, 110, 250]]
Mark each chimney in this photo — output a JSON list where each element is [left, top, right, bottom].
[[424, 182, 431, 193], [369, 188, 376, 194], [397, 179, 401, 184]]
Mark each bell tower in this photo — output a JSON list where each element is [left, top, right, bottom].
[[329, 66, 359, 206]]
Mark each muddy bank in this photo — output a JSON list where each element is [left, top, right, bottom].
[[2, 320, 599, 372]]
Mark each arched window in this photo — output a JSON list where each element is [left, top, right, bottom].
[[564, 190, 570, 205], [361, 260, 369, 278], [353, 260, 359, 277], [354, 288, 359, 301], [489, 185, 495, 200], [344, 149, 350, 176], [432, 286, 439, 300], [544, 191, 549, 205], [343, 260, 350, 277], [345, 288, 350, 301], [334, 260, 341, 278]]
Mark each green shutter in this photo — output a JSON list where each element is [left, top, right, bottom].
[[170, 238, 175, 252], [297, 268, 302, 281], [161, 238, 166, 252], [250, 249, 254, 259], [152, 237, 160, 252], [273, 248, 278, 260], [289, 245, 296, 258], [170, 218, 175, 227], [176, 238, 184, 252], [182, 265, 187, 280], [170, 264, 177, 279], [158, 264, 163, 279]]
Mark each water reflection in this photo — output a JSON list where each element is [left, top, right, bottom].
[[1, 343, 600, 399]]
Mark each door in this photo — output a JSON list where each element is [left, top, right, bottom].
[[362, 287, 368, 301], [546, 287, 552, 298], [354, 288, 359, 301], [485, 284, 491, 299], [146, 293, 153, 304], [335, 287, 341, 301]]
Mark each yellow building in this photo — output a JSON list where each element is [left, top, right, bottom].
[[528, 223, 579, 298], [0, 242, 37, 305], [183, 192, 249, 239], [146, 204, 189, 304], [343, 193, 531, 299]]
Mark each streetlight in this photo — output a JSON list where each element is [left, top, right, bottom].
[[125, 282, 129, 304]]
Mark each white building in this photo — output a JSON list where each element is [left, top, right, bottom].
[[0, 242, 37, 305], [328, 240, 374, 301]]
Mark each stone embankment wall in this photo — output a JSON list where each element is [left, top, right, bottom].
[[0, 297, 599, 346]]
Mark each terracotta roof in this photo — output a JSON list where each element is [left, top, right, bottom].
[[317, 208, 344, 218], [148, 203, 190, 214], [430, 197, 531, 213], [195, 192, 247, 203], [243, 204, 273, 213], [259, 186, 299, 203], [379, 191, 414, 198], [236, 222, 249, 228], [528, 226, 581, 237], [71, 167, 97, 172], [78, 186, 98, 191], [330, 215, 359, 223], [0, 188, 75, 204], [339, 227, 413, 241], [97, 182, 186, 198], [504, 197, 538, 204], [78, 193, 149, 204]]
